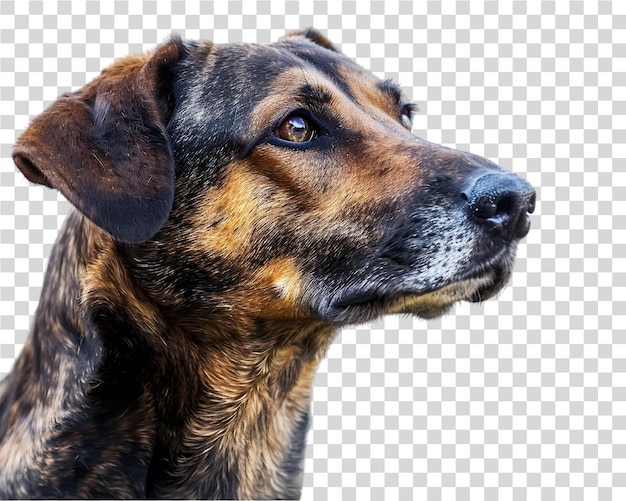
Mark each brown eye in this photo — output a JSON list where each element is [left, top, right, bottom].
[[276, 115, 317, 143]]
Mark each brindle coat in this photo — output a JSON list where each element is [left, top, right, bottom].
[[0, 30, 535, 499]]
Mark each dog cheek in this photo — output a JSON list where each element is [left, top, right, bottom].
[[248, 257, 309, 319]]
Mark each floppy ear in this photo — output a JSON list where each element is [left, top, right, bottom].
[[281, 28, 339, 52], [13, 37, 185, 243]]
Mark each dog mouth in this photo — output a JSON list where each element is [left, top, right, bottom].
[[322, 257, 513, 324]]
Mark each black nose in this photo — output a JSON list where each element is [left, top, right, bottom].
[[462, 172, 536, 240]]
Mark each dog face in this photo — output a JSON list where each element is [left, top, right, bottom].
[[13, 30, 534, 327]]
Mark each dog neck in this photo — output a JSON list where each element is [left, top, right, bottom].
[[21, 210, 336, 498]]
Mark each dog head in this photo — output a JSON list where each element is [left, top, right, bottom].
[[13, 30, 535, 326]]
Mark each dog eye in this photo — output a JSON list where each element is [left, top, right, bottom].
[[401, 104, 414, 130], [276, 115, 318, 143]]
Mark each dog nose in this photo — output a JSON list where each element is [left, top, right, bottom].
[[462, 172, 536, 240]]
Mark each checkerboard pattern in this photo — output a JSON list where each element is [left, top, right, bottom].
[[1, 1, 623, 499]]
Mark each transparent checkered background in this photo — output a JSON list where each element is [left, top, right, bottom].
[[1, 0, 624, 499]]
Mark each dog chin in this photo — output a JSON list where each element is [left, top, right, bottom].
[[319, 263, 512, 325], [384, 274, 502, 319]]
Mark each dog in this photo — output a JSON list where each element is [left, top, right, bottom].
[[0, 29, 535, 499]]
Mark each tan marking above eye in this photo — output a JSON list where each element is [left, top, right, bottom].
[[276, 115, 317, 143]]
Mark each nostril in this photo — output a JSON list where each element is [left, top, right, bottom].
[[470, 192, 516, 223], [494, 195, 515, 221], [472, 200, 497, 220]]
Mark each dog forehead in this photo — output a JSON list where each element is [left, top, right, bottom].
[[268, 38, 390, 100], [183, 37, 383, 107], [244, 41, 397, 119]]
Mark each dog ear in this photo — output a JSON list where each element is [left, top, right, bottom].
[[13, 37, 185, 243], [281, 28, 339, 52]]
